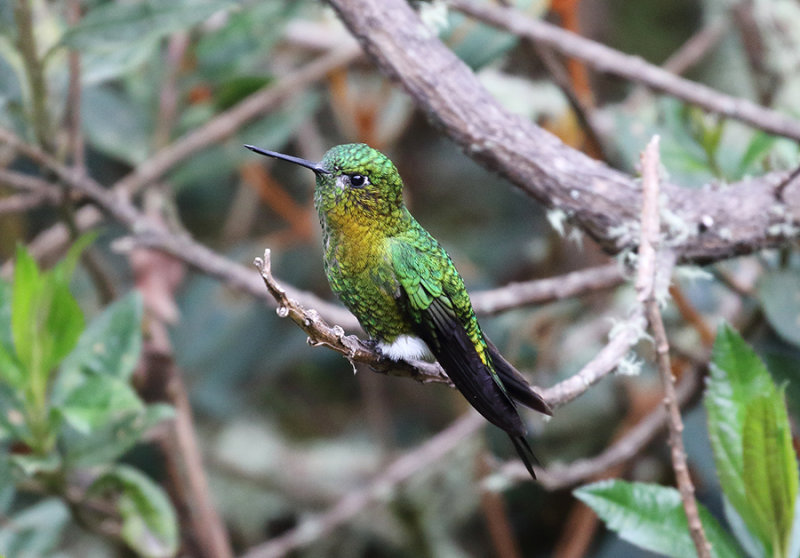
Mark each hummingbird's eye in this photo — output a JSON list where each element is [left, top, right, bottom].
[[349, 174, 368, 187]]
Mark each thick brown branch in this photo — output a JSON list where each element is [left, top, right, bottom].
[[326, 0, 800, 263]]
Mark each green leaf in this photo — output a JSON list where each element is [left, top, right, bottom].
[[58, 375, 144, 434], [0, 281, 23, 388], [575, 480, 742, 558], [64, 404, 173, 467], [736, 131, 776, 177], [61, 0, 236, 50], [705, 324, 774, 537], [705, 324, 798, 557], [88, 465, 178, 558], [0, 452, 15, 514], [11, 244, 85, 388], [10, 452, 61, 478], [0, 499, 70, 558], [11, 244, 45, 378], [742, 391, 798, 557], [757, 270, 800, 348], [57, 291, 143, 393], [81, 85, 152, 165]]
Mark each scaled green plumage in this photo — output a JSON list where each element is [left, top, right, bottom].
[[245, 142, 552, 478]]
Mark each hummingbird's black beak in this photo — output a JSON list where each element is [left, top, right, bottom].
[[244, 145, 330, 174]]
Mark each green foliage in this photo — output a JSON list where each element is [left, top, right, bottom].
[[60, 0, 237, 50], [576, 324, 800, 558], [574, 480, 741, 558], [707, 324, 799, 558], [0, 245, 176, 558], [87, 466, 179, 558]]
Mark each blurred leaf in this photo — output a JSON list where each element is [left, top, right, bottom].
[[170, 91, 320, 192], [443, 0, 546, 70], [63, 403, 173, 467], [0, 383, 28, 443], [56, 291, 143, 393], [80, 35, 160, 86], [61, 0, 236, 50], [0, 452, 14, 513], [88, 465, 178, 558], [214, 75, 271, 111], [10, 452, 61, 477], [194, 1, 303, 79], [0, 281, 23, 388], [59, 375, 144, 434], [0, 499, 70, 558], [757, 270, 800, 348], [736, 131, 776, 177], [11, 244, 85, 407], [82, 85, 151, 165], [575, 480, 742, 558], [742, 391, 798, 558]]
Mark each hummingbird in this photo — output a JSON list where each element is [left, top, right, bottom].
[[245, 142, 552, 478]]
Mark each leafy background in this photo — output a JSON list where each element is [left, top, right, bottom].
[[1, 0, 800, 557]]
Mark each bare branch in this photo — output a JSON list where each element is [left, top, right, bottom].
[[0, 45, 362, 267], [0, 191, 57, 213], [636, 137, 712, 558], [327, 0, 800, 263], [114, 44, 361, 197], [471, 262, 623, 315], [449, 0, 800, 142], [530, 361, 700, 490], [540, 307, 646, 409], [239, 412, 486, 558]]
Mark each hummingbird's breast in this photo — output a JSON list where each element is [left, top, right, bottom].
[[322, 224, 413, 342]]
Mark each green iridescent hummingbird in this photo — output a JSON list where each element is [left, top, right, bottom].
[[245, 143, 552, 478]]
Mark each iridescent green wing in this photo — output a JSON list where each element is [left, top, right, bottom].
[[388, 237, 525, 436]]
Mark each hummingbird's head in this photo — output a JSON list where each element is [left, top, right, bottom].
[[245, 143, 406, 230]]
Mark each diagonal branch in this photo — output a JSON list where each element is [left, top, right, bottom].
[[449, 0, 800, 141], [0, 45, 362, 270], [239, 412, 486, 558], [326, 0, 800, 263]]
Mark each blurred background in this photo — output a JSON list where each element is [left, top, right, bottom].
[[1, 0, 799, 556]]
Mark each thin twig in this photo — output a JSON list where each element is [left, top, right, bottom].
[[636, 136, 712, 558], [515, 364, 700, 488], [529, 41, 607, 159], [470, 262, 623, 315], [625, 16, 728, 109], [540, 307, 646, 409], [238, 412, 486, 558], [0, 191, 58, 213], [449, 0, 800, 141], [114, 44, 361, 197], [13, 0, 52, 150], [0, 45, 362, 269]]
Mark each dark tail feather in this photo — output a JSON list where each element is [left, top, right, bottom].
[[486, 338, 553, 416], [509, 433, 538, 479]]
